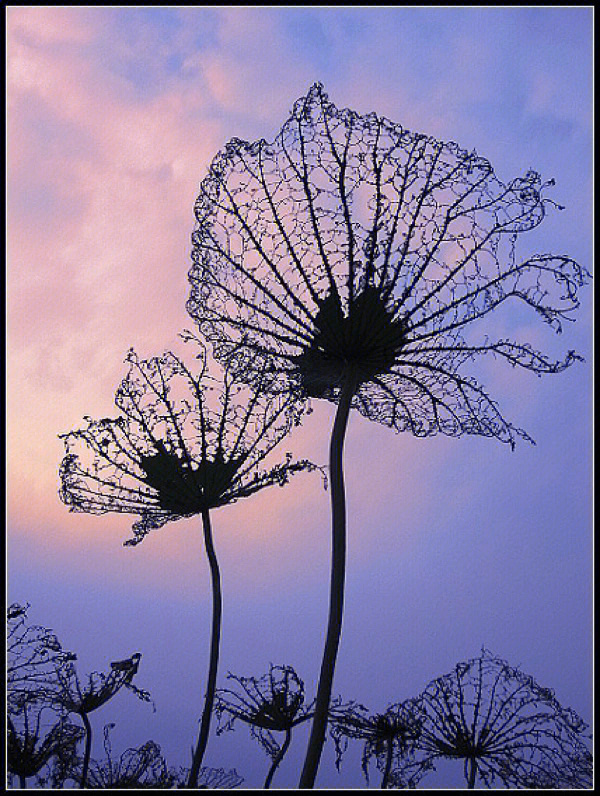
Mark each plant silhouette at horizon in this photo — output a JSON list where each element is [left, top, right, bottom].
[[7, 693, 84, 789], [70, 722, 176, 789], [59, 334, 314, 787], [392, 648, 593, 789], [214, 664, 334, 789], [8, 603, 77, 707], [329, 699, 422, 788], [7, 604, 83, 789], [53, 652, 152, 788], [187, 82, 589, 786]]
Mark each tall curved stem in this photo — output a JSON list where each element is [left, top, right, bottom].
[[264, 726, 292, 789], [79, 711, 92, 789], [299, 370, 357, 788], [187, 507, 223, 787]]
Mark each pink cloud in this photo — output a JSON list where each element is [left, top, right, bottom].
[[7, 6, 95, 45], [182, 8, 315, 125], [7, 12, 225, 545]]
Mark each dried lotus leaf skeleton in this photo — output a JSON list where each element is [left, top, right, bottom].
[[59, 342, 313, 786], [187, 83, 589, 787]]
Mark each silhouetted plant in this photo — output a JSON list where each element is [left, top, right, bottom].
[[66, 724, 245, 790], [187, 82, 589, 787], [7, 604, 83, 788], [214, 664, 315, 788], [392, 648, 593, 789], [519, 750, 593, 789], [59, 335, 314, 786], [176, 766, 245, 789], [70, 723, 176, 789], [53, 652, 151, 788], [329, 699, 422, 788], [7, 692, 84, 789], [215, 663, 350, 788], [8, 603, 76, 707], [36, 719, 86, 789]]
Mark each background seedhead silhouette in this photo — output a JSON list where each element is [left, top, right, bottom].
[[215, 664, 315, 789], [330, 699, 422, 788], [8, 603, 76, 707], [7, 696, 84, 790], [54, 652, 151, 788], [74, 723, 175, 789], [395, 648, 593, 789]]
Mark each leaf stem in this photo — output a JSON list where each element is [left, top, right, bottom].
[[79, 711, 92, 789], [187, 507, 223, 787], [264, 726, 292, 789], [299, 369, 358, 788]]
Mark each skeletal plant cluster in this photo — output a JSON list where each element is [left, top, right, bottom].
[[45, 83, 591, 788], [330, 649, 593, 790]]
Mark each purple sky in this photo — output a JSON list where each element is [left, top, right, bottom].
[[7, 7, 592, 788]]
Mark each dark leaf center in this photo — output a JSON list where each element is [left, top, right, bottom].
[[139, 444, 242, 513], [293, 287, 407, 397]]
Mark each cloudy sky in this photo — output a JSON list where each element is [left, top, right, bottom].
[[7, 6, 592, 788]]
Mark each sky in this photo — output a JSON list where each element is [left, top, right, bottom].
[[6, 6, 593, 789]]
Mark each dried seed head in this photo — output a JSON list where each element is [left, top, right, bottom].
[[139, 443, 244, 514], [293, 287, 408, 397]]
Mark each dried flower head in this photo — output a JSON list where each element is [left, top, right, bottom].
[[59, 335, 314, 547], [188, 766, 245, 789], [7, 603, 76, 707], [169, 764, 244, 789], [329, 699, 421, 787], [7, 695, 83, 786], [77, 724, 176, 789], [396, 648, 593, 789], [519, 750, 593, 789], [188, 82, 589, 448], [215, 664, 335, 788], [55, 653, 151, 716], [215, 664, 314, 753]]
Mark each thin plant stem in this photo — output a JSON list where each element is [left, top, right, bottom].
[[468, 757, 478, 789], [79, 711, 92, 789], [381, 737, 394, 789], [19, 774, 27, 789], [187, 507, 223, 787], [264, 727, 292, 789], [299, 369, 358, 788]]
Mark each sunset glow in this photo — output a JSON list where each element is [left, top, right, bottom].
[[7, 7, 592, 789]]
